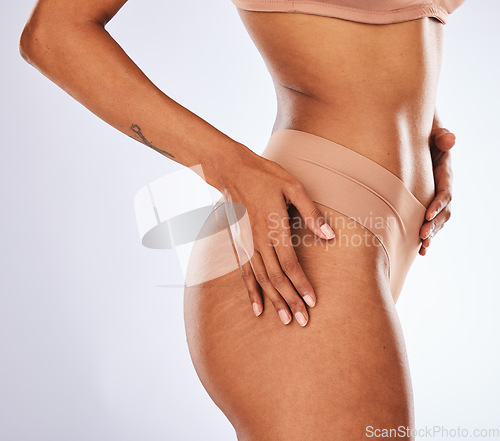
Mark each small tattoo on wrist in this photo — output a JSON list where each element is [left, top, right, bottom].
[[129, 124, 175, 159]]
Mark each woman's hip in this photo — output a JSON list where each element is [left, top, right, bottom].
[[183, 202, 414, 437], [261, 128, 429, 301]]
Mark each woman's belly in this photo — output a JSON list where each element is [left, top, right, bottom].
[[237, 10, 444, 207]]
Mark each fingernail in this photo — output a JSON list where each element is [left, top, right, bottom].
[[279, 309, 291, 325], [320, 223, 335, 239], [303, 294, 316, 307], [252, 302, 262, 316], [295, 312, 307, 327], [429, 210, 437, 220]]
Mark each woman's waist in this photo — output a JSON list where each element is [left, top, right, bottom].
[[241, 11, 443, 103], [269, 106, 436, 208], [274, 93, 435, 158]]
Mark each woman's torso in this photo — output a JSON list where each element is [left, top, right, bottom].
[[237, 10, 443, 207]]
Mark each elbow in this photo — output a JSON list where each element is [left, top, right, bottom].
[[19, 16, 66, 66], [19, 5, 109, 65], [19, 24, 34, 63], [19, 20, 47, 65]]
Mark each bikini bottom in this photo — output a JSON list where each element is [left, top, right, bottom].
[[260, 129, 428, 300], [186, 129, 428, 301]]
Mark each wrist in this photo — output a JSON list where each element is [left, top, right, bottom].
[[200, 140, 257, 192]]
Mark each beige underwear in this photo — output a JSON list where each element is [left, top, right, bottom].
[[187, 129, 428, 301], [261, 129, 428, 300]]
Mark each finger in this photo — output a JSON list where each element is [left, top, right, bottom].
[[240, 260, 263, 317], [250, 249, 293, 326], [284, 181, 335, 240], [420, 219, 435, 240], [418, 240, 430, 256], [418, 236, 432, 255], [431, 208, 451, 237], [425, 189, 452, 221], [420, 207, 451, 240], [272, 219, 317, 309], [259, 243, 310, 327], [421, 237, 431, 248], [432, 129, 456, 152]]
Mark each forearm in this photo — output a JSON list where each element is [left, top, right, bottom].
[[19, 15, 248, 189]]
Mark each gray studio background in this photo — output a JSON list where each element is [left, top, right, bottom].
[[1, 1, 498, 440]]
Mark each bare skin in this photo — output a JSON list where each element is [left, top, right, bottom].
[[19, 0, 453, 327], [19, 0, 338, 327], [19, 2, 455, 439], [185, 204, 412, 440], [184, 11, 450, 441], [242, 11, 440, 208]]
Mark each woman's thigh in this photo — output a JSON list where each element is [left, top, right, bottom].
[[184, 203, 415, 441]]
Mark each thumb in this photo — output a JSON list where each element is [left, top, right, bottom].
[[305, 207, 336, 240], [432, 128, 456, 151], [286, 183, 335, 240]]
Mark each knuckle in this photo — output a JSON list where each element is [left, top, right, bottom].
[[435, 190, 447, 201], [240, 268, 251, 280], [280, 256, 298, 274], [293, 180, 305, 192], [254, 272, 269, 286], [271, 298, 284, 310], [269, 271, 286, 288], [441, 190, 452, 204], [287, 299, 300, 310], [287, 179, 305, 195], [247, 290, 259, 300], [254, 220, 270, 237], [309, 206, 323, 219]]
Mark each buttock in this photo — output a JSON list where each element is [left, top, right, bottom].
[[183, 196, 415, 440]]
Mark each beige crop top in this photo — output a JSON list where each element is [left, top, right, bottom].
[[230, 0, 465, 24]]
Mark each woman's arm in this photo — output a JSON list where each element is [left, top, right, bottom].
[[19, 0, 240, 188], [19, 0, 335, 326]]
